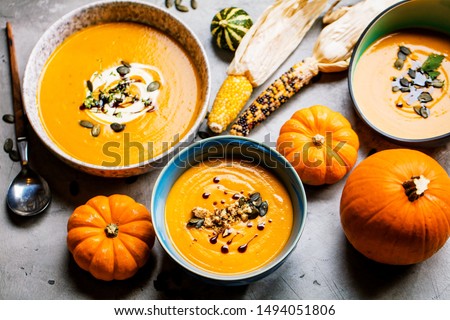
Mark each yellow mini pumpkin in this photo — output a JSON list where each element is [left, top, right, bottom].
[[277, 105, 359, 185], [67, 194, 155, 281]]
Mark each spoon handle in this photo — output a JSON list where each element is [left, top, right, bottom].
[[6, 22, 28, 166], [6, 23, 27, 141]]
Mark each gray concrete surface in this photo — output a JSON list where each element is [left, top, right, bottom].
[[0, 0, 449, 300]]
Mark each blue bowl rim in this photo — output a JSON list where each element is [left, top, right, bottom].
[[150, 135, 307, 283], [348, 0, 450, 146]]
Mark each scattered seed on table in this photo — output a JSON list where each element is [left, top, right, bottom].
[[191, 0, 198, 9], [2, 114, 14, 123], [165, 0, 173, 8], [3, 138, 13, 153], [176, 3, 189, 12], [9, 149, 20, 162]]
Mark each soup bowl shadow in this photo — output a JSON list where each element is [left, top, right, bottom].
[[151, 136, 307, 286], [23, 0, 210, 177], [348, 0, 450, 147]]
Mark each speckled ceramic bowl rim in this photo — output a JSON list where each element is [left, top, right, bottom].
[[22, 0, 210, 176], [348, 0, 450, 147], [151, 135, 307, 285]]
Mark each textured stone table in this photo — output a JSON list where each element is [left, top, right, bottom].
[[0, 0, 449, 300]]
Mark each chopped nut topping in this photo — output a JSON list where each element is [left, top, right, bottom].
[[186, 192, 269, 234]]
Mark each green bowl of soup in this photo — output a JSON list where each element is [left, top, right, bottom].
[[349, 0, 450, 147]]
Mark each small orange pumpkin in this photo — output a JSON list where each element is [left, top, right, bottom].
[[276, 105, 359, 185], [340, 149, 450, 265], [67, 194, 155, 281]]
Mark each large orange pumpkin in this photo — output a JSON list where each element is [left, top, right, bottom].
[[277, 105, 359, 185], [340, 149, 450, 265], [67, 194, 155, 280]]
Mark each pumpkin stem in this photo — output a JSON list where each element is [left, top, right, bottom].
[[105, 223, 119, 238], [219, 20, 228, 28], [402, 175, 430, 202], [312, 134, 325, 146]]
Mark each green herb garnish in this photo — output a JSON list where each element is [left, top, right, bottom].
[[421, 53, 445, 80]]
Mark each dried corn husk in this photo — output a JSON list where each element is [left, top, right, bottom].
[[312, 0, 402, 73], [208, 0, 327, 133], [228, 0, 328, 87], [230, 0, 403, 136]]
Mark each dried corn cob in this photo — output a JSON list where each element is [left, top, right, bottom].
[[207, 0, 328, 133], [230, 0, 401, 136], [229, 59, 318, 136], [207, 75, 253, 133]]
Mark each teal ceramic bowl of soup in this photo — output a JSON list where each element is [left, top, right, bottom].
[[349, 0, 450, 147], [151, 136, 307, 285]]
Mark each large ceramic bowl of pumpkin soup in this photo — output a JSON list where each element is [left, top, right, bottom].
[[23, 0, 210, 177], [151, 136, 307, 285], [349, 0, 450, 147]]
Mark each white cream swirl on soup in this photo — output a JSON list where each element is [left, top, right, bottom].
[[81, 62, 162, 124]]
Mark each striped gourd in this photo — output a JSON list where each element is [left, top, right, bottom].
[[210, 7, 253, 52]]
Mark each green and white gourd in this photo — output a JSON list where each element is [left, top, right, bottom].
[[211, 7, 253, 52]]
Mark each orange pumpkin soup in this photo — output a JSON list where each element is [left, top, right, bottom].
[[38, 22, 201, 166], [353, 29, 450, 140], [165, 159, 293, 274]]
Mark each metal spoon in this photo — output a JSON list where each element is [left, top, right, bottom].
[[5, 22, 51, 216]]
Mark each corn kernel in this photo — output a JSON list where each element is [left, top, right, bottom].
[[207, 75, 253, 133]]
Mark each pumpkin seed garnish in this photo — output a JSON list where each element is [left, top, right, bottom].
[[432, 79, 445, 88], [248, 206, 260, 220], [116, 65, 130, 77], [2, 114, 14, 124], [394, 58, 404, 70], [259, 201, 269, 217], [3, 138, 13, 153], [414, 106, 430, 119], [397, 51, 407, 61], [188, 218, 204, 228], [91, 124, 101, 137], [408, 68, 416, 79], [86, 80, 93, 92], [418, 92, 433, 103], [392, 86, 400, 92], [79, 120, 94, 129], [111, 122, 126, 132], [252, 197, 262, 207], [147, 81, 160, 92], [249, 192, 261, 202], [399, 77, 410, 87], [399, 46, 411, 56], [191, 0, 198, 9], [400, 87, 410, 93]]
